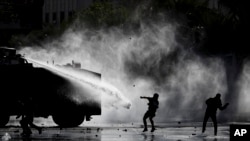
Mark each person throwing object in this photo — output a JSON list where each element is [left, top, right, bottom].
[[140, 93, 159, 132], [202, 93, 229, 136]]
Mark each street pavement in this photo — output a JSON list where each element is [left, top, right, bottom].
[[1, 121, 230, 141]]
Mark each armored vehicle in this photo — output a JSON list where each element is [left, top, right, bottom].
[[0, 47, 101, 127]]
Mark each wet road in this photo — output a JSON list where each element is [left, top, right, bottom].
[[1, 123, 230, 141]]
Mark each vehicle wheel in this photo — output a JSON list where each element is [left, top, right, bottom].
[[0, 115, 9, 127], [52, 110, 85, 127]]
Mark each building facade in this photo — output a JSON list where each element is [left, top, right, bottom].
[[42, 0, 93, 25], [0, 0, 44, 46], [0, 0, 95, 46]]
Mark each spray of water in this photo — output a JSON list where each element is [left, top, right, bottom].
[[26, 57, 131, 109], [15, 5, 237, 124], [236, 62, 250, 120]]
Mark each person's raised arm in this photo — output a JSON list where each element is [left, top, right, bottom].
[[220, 103, 229, 110], [218, 100, 229, 110], [140, 96, 150, 99]]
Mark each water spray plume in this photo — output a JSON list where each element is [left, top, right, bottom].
[[26, 57, 131, 109], [17, 16, 242, 123]]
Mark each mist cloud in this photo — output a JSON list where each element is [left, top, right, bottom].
[[17, 12, 230, 124], [236, 61, 250, 120]]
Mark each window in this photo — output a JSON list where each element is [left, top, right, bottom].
[[60, 11, 65, 23], [52, 12, 57, 24], [68, 11, 73, 18], [45, 13, 49, 23]]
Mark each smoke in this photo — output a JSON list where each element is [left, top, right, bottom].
[[17, 13, 230, 124]]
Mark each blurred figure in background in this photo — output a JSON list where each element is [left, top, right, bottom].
[[17, 97, 42, 137]]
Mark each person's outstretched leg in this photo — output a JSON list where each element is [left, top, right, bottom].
[[149, 116, 155, 132], [211, 114, 217, 136], [20, 117, 32, 137], [202, 112, 209, 133], [27, 116, 42, 134], [143, 112, 149, 132]]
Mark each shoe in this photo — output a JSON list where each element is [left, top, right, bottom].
[[143, 128, 148, 132], [151, 128, 156, 132], [197, 133, 207, 137]]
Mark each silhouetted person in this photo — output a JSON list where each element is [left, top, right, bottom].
[[202, 93, 229, 136], [17, 97, 42, 137], [140, 93, 159, 132]]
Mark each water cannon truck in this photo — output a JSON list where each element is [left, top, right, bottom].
[[0, 47, 101, 127]]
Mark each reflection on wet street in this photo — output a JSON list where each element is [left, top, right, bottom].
[[0, 123, 229, 141]]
